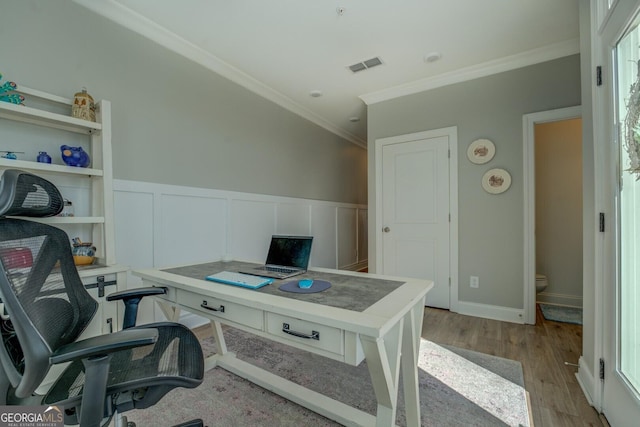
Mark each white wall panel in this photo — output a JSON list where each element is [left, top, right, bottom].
[[358, 209, 368, 264], [310, 205, 337, 268], [113, 190, 155, 324], [114, 190, 155, 271], [337, 207, 357, 269], [276, 203, 311, 236], [158, 194, 227, 268], [230, 199, 276, 263], [114, 179, 366, 274]]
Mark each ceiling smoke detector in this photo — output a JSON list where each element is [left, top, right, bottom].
[[348, 57, 383, 73]]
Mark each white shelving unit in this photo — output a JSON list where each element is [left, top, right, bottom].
[[0, 86, 115, 266], [0, 86, 124, 340]]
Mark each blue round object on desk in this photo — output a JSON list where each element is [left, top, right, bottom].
[[279, 279, 331, 293]]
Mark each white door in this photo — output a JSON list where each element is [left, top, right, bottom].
[[380, 133, 450, 308], [600, 0, 640, 423]]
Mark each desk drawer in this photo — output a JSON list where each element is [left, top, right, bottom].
[[177, 290, 263, 330], [266, 313, 343, 356]]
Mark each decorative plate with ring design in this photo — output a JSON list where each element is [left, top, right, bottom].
[[467, 138, 495, 164], [482, 168, 511, 194]]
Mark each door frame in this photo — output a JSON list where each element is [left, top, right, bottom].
[[522, 106, 582, 325], [374, 126, 459, 311], [596, 0, 640, 421]]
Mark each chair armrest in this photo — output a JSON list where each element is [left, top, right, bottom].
[[107, 287, 167, 329], [50, 328, 158, 365], [106, 286, 167, 302]]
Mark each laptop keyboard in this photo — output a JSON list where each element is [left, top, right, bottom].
[[263, 266, 297, 273]]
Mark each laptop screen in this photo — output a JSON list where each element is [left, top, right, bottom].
[[265, 236, 313, 269]]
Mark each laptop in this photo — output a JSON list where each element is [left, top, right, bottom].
[[240, 235, 313, 279]]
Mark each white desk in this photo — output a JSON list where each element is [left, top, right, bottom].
[[133, 261, 432, 427]]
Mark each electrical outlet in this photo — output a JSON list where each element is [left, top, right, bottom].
[[470, 276, 479, 288]]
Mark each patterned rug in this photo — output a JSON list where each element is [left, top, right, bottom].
[[539, 303, 583, 325], [126, 326, 530, 426]]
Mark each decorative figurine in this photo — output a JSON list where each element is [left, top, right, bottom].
[[71, 237, 96, 266], [0, 151, 24, 160], [71, 88, 96, 122], [0, 73, 24, 105], [60, 145, 90, 167], [37, 151, 52, 163]]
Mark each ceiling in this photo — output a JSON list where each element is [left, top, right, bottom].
[[75, 0, 580, 147]]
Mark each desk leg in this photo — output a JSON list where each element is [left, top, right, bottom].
[[360, 320, 403, 427], [209, 320, 227, 355], [202, 319, 229, 371], [401, 300, 426, 427], [156, 300, 181, 321]]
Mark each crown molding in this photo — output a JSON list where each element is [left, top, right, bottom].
[[73, 0, 366, 148], [360, 38, 581, 105]]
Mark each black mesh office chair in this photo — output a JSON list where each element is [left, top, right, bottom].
[[0, 169, 204, 427]]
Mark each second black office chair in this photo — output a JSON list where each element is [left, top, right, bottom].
[[0, 169, 205, 427]]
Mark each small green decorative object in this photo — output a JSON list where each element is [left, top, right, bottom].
[[0, 72, 24, 105]]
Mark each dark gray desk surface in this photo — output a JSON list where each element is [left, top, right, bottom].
[[163, 260, 404, 313]]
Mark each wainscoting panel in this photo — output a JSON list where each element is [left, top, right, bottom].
[[276, 202, 312, 236], [229, 199, 277, 262], [358, 209, 368, 263], [337, 207, 357, 269], [113, 178, 367, 286], [158, 193, 228, 267], [310, 204, 338, 269]]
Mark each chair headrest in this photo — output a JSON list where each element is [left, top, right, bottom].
[[0, 170, 64, 218]]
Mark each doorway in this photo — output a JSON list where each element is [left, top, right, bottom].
[[374, 127, 458, 309], [523, 106, 582, 324]]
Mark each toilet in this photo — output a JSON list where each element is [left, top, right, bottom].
[[536, 274, 549, 293]]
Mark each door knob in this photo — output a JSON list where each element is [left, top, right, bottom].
[[383, 226, 391, 233]]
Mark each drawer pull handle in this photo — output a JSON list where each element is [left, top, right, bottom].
[[201, 301, 225, 313], [282, 323, 319, 340]]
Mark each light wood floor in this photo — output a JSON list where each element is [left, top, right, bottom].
[[422, 306, 608, 427]]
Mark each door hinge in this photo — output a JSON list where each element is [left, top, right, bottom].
[[599, 358, 605, 380], [448, 213, 451, 222], [599, 213, 605, 232], [448, 277, 451, 287], [448, 149, 450, 159], [596, 66, 603, 86]]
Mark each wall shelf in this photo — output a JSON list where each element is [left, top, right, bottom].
[[0, 158, 103, 176], [0, 100, 101, 134]]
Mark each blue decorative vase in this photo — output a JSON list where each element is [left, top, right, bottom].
[[37, 151, 51, 163], [60, 145, 90, 167]]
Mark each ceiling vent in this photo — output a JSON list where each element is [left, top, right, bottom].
[[348, 57, 383, 73]]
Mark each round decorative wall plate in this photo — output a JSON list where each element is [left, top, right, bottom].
[[482, 168, 511, 194], [467, 138, 495, 164]]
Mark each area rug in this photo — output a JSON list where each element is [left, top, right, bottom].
[[126, 326, 530, 426], [539, 303, 583, 325]]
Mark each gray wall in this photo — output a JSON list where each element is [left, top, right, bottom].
[[0, 0, 366, 204], [368, 55, 581, 309]]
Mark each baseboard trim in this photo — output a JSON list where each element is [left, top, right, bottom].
[[536, 291, 583, 308], [455, 301, 525, 324], [340, 261, 368, 272], [577, 356, 598, 408]]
